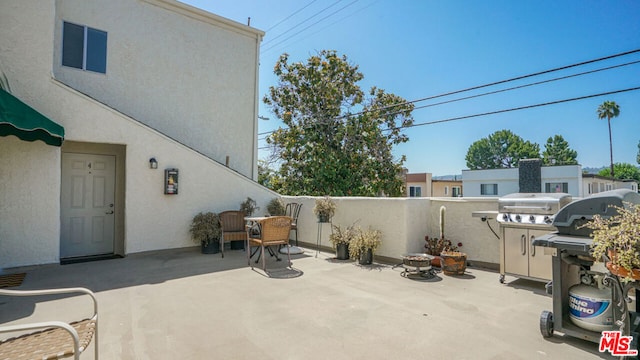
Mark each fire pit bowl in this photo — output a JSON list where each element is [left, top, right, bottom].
[[403, 253, 434, 267], [401, 253, 436, 278]]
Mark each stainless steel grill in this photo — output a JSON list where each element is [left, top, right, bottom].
[[497, 192, 572, 284]]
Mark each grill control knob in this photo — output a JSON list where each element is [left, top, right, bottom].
[[544, 216, 552, 224], [529, 215, 536, 223], [502, 214, 509, 221], [515, 214, 521, 222]]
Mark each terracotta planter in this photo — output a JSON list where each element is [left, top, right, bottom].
[[440, 252, 467, 275], [430, 256, 441, 267], [605, 262, 640, 281], [606, 249, 640, 281]]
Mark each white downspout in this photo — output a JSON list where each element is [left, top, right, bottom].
[[252, 33, 263, 181]]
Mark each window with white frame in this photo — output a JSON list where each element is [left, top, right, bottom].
[[409, 186, 422, 197], [444, 186, 449, 196], [545, 182, 568, 193], [62, 21, 108, 74], [452, 186, 461, 197], [606, 183, 613, 191], [480, 183, 498, 196]]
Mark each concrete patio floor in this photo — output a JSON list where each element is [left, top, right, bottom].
[[0, 247, 613, 359]]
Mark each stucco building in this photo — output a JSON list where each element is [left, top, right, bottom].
[[462, 164, 638, 198], [0, 0, 275, 268]]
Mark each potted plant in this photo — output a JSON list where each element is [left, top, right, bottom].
[[427, 206, 467, 275], [349, 227, 382, 265], [189, 211, 222, 254], [266, 198, 286, 216], [424, 236, 461, 267], [585, 203, 640, 282], [240, 197, 259, 216], [329, 222, 357, 260], [313, 196, 336, 223]]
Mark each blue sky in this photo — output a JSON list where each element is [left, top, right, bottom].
[[182, 0, 640, 176]]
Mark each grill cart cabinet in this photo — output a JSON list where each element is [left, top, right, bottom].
[[503, 226, 555, 282], [497, 192, 572, 284]]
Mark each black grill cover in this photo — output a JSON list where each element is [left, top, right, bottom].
[[553, 189, 640, 236]]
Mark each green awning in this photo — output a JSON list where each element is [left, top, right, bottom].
[[0, 88, 64, 147]]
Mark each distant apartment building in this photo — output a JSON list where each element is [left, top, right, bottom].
[[583, 174, 638, 195], [462, 163, 638, 198], [432, 179, 463, 197], [404, 172, 463, 197], [405, 172, 431, 197]]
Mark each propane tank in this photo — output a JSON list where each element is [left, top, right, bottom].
[[568, 279, 614, 332]]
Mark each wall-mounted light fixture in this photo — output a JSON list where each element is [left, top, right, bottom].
[[149, 157, 158, 169]]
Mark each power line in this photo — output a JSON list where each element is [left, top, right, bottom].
[[261, 0, 360, 54], [257, 86, 640, 149], [395, 86, 640, 130], [261, 0, 344, 48], [262, 0, 377, 57], [257, 48, 640, 136], [264, 0, 319, 33], [257, 59, 640, 140], [330, 48, 640, 122], [409, 59, 640, 112]]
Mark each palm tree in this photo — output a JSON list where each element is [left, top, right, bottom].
[[597, 101, 620, 178]]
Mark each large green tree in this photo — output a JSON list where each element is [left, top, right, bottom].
[[597, 100, 620, 177], [542, 135, 578, 166], [465, 129, 540, 169], [598, 163, 640, 183], [263, 50, 414, 196]]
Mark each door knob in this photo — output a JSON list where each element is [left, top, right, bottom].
[[106, 210, 114, 214]]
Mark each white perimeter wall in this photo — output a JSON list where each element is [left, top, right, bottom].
[[282, 196, 501, 266]]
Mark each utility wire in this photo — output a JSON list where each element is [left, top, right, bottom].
[[395, 86, 640, 130], [262, 0, 360, 54], [329, 48, 640, 122], [257, 86, 640, 150], [262, 0, 376, 57], [257, 59, 640, 140], [261, 0, 343, 48], [409, 59, 640, 112], [264, 0, 319, 33], [257, 48, 640, 136]]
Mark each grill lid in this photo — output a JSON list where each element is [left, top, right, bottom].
[[498, 192, 572, 214], [553, 189, 640, 236]]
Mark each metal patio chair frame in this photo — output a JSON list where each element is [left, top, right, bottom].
[[0, 287, 99, 360]]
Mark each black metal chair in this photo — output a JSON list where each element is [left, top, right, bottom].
[[285, 203, 302, 246]]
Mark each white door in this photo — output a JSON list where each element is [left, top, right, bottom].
[[61, 153, 116, 258]]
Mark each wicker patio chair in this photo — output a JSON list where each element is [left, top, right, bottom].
[[285, 203, 302, 246], [247, 216, 293, 271], [219, 210, 248, 258], [0, 287, 98, 360]]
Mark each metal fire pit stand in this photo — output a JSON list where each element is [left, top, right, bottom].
[[533, 234, 640, 349], [400, 254, 437, 278]]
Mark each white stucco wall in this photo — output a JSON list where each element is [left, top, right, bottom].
[[0, 138, 61, 268], [281, 196, 501, 266], [51, 0, 263, 178], [0, 0, 273, 268]]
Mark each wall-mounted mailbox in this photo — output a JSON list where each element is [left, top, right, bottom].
[[164, 168, 179, 195]]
